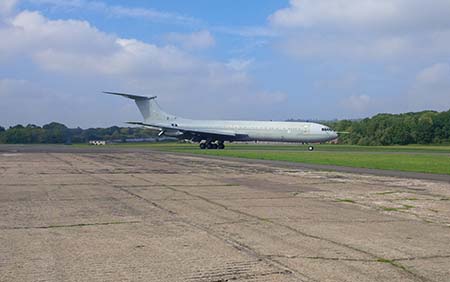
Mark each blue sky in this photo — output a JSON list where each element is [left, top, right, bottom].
[[1, 0, 450, 127]]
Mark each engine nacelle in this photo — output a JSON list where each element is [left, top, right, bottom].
[[163, 130, 184, 137]]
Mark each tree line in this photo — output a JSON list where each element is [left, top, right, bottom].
[[325, 109, 450, 145], [0, 122, 159, 144], [1, 109, 449, 145]]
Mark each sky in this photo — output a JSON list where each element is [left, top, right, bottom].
[[1, 0, 450, 128]]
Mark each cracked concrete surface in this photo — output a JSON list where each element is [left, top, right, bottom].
[[1, 149, 450, 281]]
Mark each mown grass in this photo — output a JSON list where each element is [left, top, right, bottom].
[[100, 142, 450, 154], [74, 143, 450, 175], [185, 149, 450, 175]]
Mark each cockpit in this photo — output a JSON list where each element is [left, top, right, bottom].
[[320, 126, 338, 140]]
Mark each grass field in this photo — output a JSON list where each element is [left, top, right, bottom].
[[80, 143, 450, 175]]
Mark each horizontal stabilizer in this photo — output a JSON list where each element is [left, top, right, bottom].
[[125, 121, 161, 131], [103, 91, 156, 100], [125, 121, 146, 126]]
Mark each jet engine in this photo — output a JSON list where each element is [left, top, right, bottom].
[[160, 130, 184, 137]]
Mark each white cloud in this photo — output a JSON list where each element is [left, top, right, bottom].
[[28, 0, 199, 25], [226, 58, 253, 72], [279, 32, 450, 61], [270, 0, 450, 32], [416, 63, 450, 84], [227, 90, 287, 108], [0, 10, 199, 75], [406, 63, 450, 111], [314, 74, 359, 92], [0, 78, 27, 97], [32, 38, 198, 76], [270, 0, 392, 29], [0, 79, 71, 126], [165, 30, 215, 50], [0, 0, 18, 16], [342, 95, 371, 113], [269, 0, 450, 61], [255, 91, 287, 104], [106, 5, 198, 25], [214, 26, 277, 38]]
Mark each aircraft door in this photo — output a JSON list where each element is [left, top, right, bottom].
[[301, 124, 310, 134]]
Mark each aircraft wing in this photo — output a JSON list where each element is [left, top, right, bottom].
[[179, 127, 249, 140], [183, 128, 236, 137], [129, 121, 248, 141], [182, 127, 250, 141]]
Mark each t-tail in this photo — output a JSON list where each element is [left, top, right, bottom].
[[103, 91, 177, 122]]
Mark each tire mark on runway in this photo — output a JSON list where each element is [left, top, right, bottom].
[[130, 173, 430, 282], [83, 169, 308, 281], [119, 191, 309, 281]]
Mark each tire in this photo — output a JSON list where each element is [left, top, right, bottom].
[[308, 146, 314, 151], [200, 143, 206, 149], [212, 143, 218, 149], [218, 144, 225, 149]]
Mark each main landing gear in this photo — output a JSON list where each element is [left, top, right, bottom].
[[200, 141, 225, 150]]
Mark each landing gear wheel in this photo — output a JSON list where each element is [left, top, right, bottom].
[[207, 143, 213, 149], [308, 146, 314, 151], [212, 143, 218, 150], [218, 143, 225, 149], [199, 143, 206, 149]]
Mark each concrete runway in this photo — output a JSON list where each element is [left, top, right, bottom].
[[1, 147, 450, 281]]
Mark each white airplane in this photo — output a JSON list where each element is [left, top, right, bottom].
[[105, 92, 338, 150]]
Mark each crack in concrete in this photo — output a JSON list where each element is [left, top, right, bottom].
[[0, 196, 135, 203], [0, 183, 100, 187], [111, 184, 241, 188], [134, 178, 431, 282], [102, 173, 311, 282], [2, 220, 141, 230], [268, 254, 450, 263], [394, 255, 450, 262], [116, 186, 178, 216]]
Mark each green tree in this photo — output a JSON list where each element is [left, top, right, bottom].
[[42, 122, 69, 143]]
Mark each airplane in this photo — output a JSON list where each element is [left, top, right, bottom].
[[105, 91, 338, 150]]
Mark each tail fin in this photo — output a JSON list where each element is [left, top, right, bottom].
[[104, 91, 175, 122]]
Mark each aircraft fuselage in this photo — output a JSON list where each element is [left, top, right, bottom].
[[158, 119, 337, 143]]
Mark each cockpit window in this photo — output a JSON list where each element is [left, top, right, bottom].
[[321, 128, 332, 131]]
